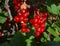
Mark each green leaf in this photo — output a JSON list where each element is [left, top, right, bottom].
[[0, 26, 2, 29], [40, 37, 46, 42], [25, 36, 35, 46], [0, 16, 6, 23], [47, 6, 52, 13], [25, 39, 32, 46], [1, 42, 10, 46], [47, 4, 60, 15], [0, 8, 2, 13], [3, 11, 8, 16], [51, 4, 59, 15], [54, 37, 60, 41], [57, 19, 60, 24], [10, 32, 26, 46], [52, 23, 60, 32], [7, 38, 12, 41], [57, 5, 60, 11], [29, 36, 35, 40], [47, 27, 59, 37], [43, 32, 50, 41]]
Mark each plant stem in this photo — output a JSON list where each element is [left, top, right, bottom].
[[4, 0, 13, 21]]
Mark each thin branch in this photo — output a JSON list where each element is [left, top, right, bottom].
[[15, 23, 18, 31], [11, 25, 15, 35], [4, 0, 13, 21]]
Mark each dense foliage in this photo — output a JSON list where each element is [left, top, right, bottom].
[[0, 0, 60, 46]]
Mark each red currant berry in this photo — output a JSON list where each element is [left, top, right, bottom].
[[21, 9, 28, 14], [14, 16, 20, 22], [30, 19, 34, 24], [17, 3, 21, 7], [40, 27, 45, 33], [35, 15, 40, 19], [23, 12, 30, 17], [34, 18, 38, 23], [21, 28, 30, 33], [14, 5, 19, 10], [13, 0, 18, 5], [19, 16, 24, 21], [21, 28, 26, 32], [35, 31, 40, 37], [23, 17, 28, 23], [26, 28, 30, 33], [17, 12, 22, 17], [42, 12, 48, 17], [36, 27, 41, 32], [7, 22, 11, 27], [21, 22, 26, 27], [33, 23, 38, 28]]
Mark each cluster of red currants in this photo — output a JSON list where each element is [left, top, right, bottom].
[[13, 0, 48, 36], [13, 0, 22, 11], [30, 10, 48, 37], [13, 0, 30, 33]]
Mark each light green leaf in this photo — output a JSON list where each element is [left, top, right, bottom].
[[47, 6, 52, 13], [29, 36, 35, 40], [54, 37, 60, 41], [26, 39, 32, 46], [43, 32, 50, 41], [0, 16, 6, 23], [0, 8, 2, 13], [40, 37, 46, 42], [51, 4, 59, 15], [47, 4, 60, 15], [57, 5, 60, 11], [52, 23, 60, 32], [3, 11, 8, 16], [47, 27, 59, 37]]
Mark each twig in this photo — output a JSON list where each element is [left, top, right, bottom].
[[4, 0, 13, 21], [11, 25, 15, 35], [15, 23, 18, 31]]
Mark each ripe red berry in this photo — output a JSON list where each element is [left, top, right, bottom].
[[23, 17, 28, 23], [34, 18, 38, 23], [36, 27, 41, 32], [21, 28, 26, 32], [7, 22, 11, 27], [17, 3, 21, 7], [26, 28, 30, 33], [14, 5, 19, 10], [21, 28, 30, 33], [35, 15, 40, 19], [23, 12, 30, 17], [13, 0, 18, 5], [14, 16, 20, 22], [21, 9, 28, 14], [40, 27, 45, 33], [19, 16, 24, 21], [30, 19, 34, 24], [21, 22, 26, 27], [33, 23, 38, 28], [17, 12, 22, 17], [35, 31, 40, 37], [42, 12, 48, 17]]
